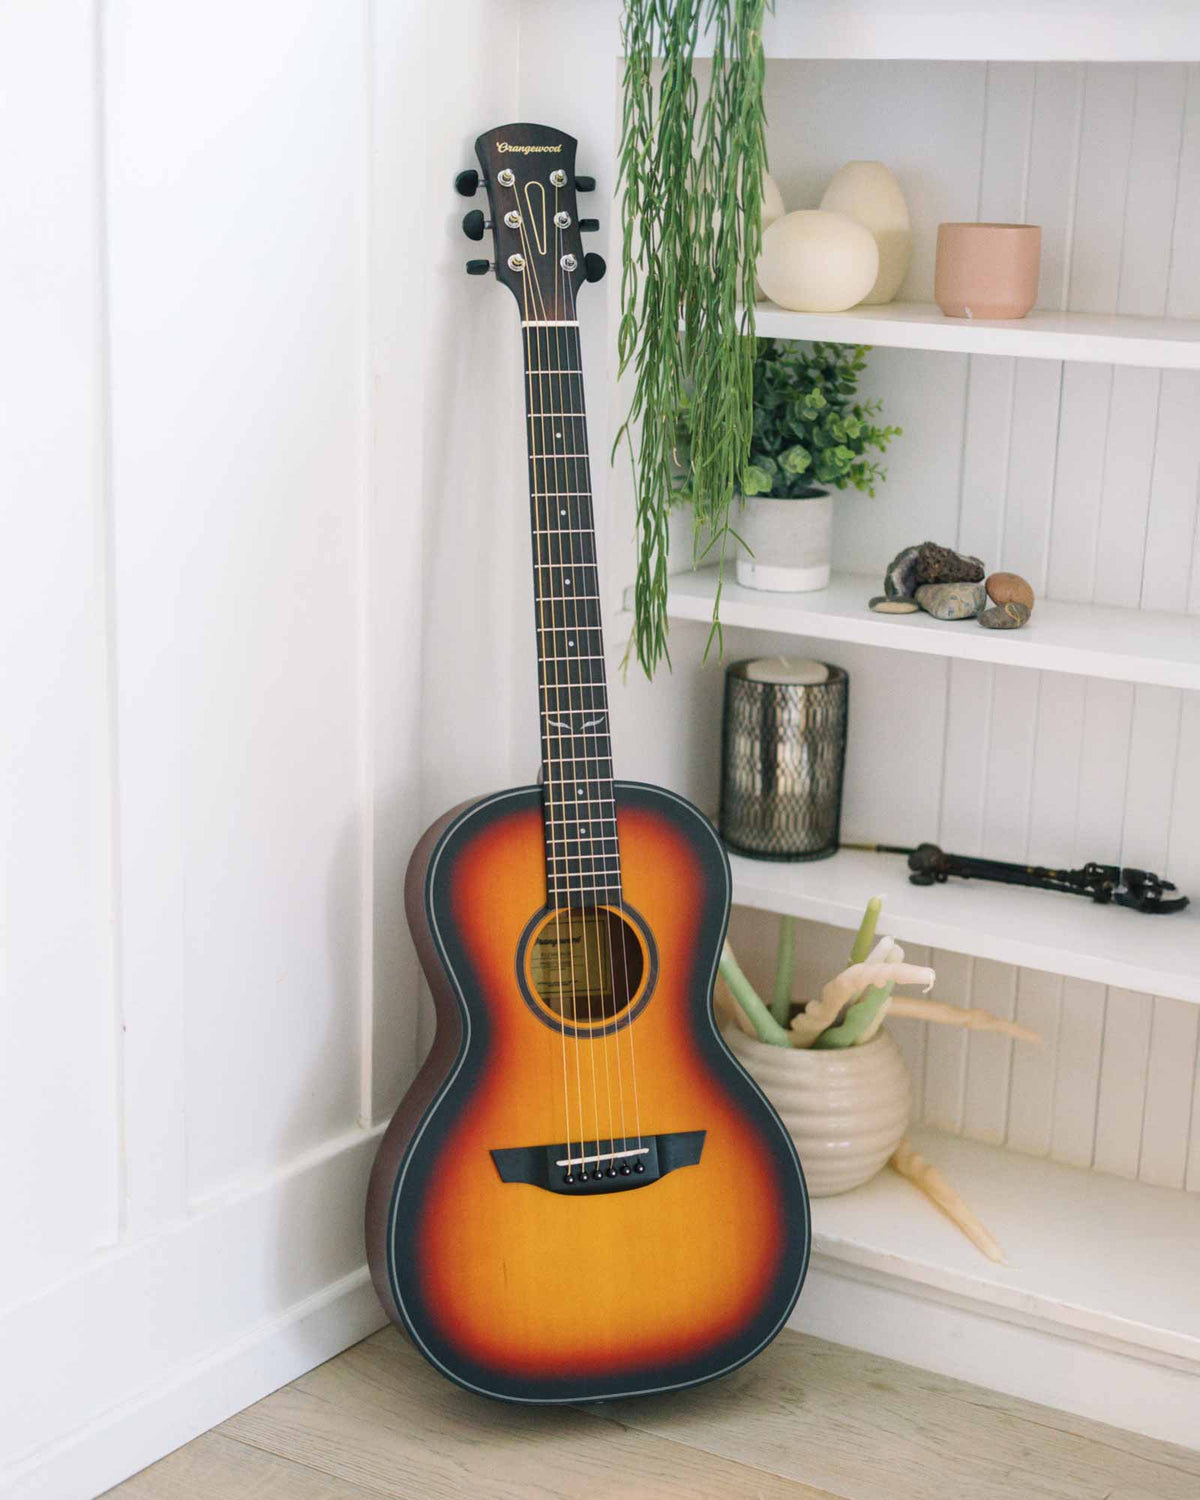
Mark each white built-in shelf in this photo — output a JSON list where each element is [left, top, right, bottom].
[[751, 299, 1200, 369], [809, 1125, 1200, 1372], [633, 568, 1200, 692], [730, 848, 1199, 1005]]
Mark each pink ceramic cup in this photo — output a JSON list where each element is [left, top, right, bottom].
[[934, 222, 1042, 320]]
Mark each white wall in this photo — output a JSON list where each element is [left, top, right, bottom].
[[1, 2, 525, 1494]]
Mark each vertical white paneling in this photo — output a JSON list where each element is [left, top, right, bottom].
[[1119, 687, 1181, 870], [1045, 364, 1113, 602], [1140, 998, 1200, 1189], [1140, 372, 1200, 613], [1165, 694, 1200, 899], [977, 63, 1034, 222], [1072, 680, 1133, 862], [1166, 65, 1200, 321], [937, 661, 991, 853], [1092, 369, 1162, 609], [1001, 362, 1062, 594], [1005, 970, 1062, 1156], [1051, 979, 1105, 1169], [961, 959, 1016, 1145], [980, 667, 1039, 861], [921, 951, 972, 1132], [888, 940, 931, 1122], [1025, 64, 1084, 309], [1188, 1033, 1200, 1194], [1069, 66, 1136, 313], [1117, 65, 1187, 317], [1094, 990, 1154, 1178], [1027, 675, 1085, 859], [0, 0, 121, 1294], [956, 357, 1014, 570]]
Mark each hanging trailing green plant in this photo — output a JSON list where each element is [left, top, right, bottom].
[[616, 0, 769, 676]]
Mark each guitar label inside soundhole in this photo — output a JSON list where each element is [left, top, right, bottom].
[[521, 905, 650, 1032]]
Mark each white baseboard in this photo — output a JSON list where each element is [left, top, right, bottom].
[[790, 1259, 1200, 1452], [1, 1128, 389, 1500], [5, 1270, 387, 1500]]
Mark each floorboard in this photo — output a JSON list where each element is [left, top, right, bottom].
[[105, 1328, 1200, 1499]]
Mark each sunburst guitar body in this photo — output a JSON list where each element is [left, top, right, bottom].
[[365, 123, 809, 1404]]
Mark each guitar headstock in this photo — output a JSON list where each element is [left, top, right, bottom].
[[458, 123, 603, 317]]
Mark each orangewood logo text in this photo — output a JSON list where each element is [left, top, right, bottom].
[[497, 141, 561, 153]]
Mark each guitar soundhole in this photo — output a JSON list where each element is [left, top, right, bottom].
[[526, 905, 646, 1026]]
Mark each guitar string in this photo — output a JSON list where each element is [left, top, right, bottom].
[[515, 230, 577, 1182], [511, 197, 600, 1175], [561, 264, 643, 1154], [552, 202, 623, 1171], [526, 228, 607, 1174]]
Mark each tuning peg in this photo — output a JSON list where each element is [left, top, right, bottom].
[[455, 168, 480, 196], [583, 252, 606, 283], [575, 175, 596, 193], [465, 259, 491, 276], [579, 218, 600, 233], [462, 209, 487, 241]]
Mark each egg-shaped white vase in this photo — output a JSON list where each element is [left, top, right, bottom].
[[724, 1026, 912, 1196], [820, 161, 911, 305], [757, 210, 879, 313]]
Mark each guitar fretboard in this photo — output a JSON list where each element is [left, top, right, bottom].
[[522, 322, 619, 907]]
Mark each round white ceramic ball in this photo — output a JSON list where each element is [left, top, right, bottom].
[[757, 210, 880, 313], [761, 170, 786, 230]]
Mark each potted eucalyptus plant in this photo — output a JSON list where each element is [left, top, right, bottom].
[[677, 340, 901, 594]]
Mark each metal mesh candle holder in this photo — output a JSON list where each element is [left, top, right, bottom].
[[719, 660, 849, 861]]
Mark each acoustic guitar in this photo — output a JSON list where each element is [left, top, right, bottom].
[[366, 122, 810, 1404]]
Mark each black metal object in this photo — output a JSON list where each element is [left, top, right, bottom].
[[864, 841, 1190, 914], [490, 1130, 705, 1195], [720, 662, 849, 861]]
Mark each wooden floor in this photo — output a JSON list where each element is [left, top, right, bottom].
[[107, 1327, 1200, 1499]]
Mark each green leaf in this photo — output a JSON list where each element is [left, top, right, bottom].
[[777, 444, 812, 476], [741, 463, 775, 495]]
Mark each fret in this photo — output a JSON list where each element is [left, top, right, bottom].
[[521, 319, 620, 901]]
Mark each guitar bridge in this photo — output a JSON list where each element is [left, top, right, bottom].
[[490, 1130, 705, 1195]]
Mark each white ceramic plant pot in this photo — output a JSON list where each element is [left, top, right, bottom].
[[724, 1026, 912, 1196], [735, 492, 832, 592]]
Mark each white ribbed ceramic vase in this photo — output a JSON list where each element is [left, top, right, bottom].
[[724, 1026, 911, 1196]]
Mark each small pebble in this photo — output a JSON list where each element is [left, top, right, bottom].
[[916, 542, 986, 585], [979, 601, 1031, 630], [986, 571, 1035, 612], [884, 545, 921, 599], [915, 581, 987, 621], [869, 595, 920, 614]]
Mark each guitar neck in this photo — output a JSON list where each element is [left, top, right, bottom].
[[522, 321, 620, 906]]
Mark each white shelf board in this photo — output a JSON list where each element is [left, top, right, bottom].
[[638, 568, 1200, 692], [751, 299, 1200, 370], [730, 848, 1200, 1005], [810, 1125, 1200, 1371]]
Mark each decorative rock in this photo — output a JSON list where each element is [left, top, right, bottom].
[[979, 601, 1031, 630], [869, 595, 920, 614], [915, 581, 987, 621], [884, 545, 921, 599], [986, 571, 1035, 612], [915, 542, 985, 585]]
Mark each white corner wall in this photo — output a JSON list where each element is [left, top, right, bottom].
[[0, 2, 527, 1495]]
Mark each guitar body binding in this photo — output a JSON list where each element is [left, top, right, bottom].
[[365, 781, 811, 1404]]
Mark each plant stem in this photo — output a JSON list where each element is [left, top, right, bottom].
[[850, 895, 882, 966], [719, 944, 792, 1047], [771, 913, 795, 1025]]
